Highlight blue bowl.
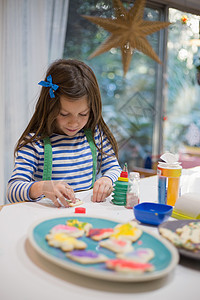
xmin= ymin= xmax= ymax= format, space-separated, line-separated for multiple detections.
xmin=134 ymin=202 xmax=173 ymax=226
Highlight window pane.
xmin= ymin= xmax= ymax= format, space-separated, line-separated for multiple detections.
xmin=64 ymin=0 xmax=163 ymax=170
xmin=164 ymin=8 xmax=200 ymax=168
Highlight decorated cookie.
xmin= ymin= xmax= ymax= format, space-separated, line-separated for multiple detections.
xmin=159 ymin=228 xmax=182 ymax=247
xmin=66 ymin=219 xmax=92 ymax=234
xmin=112 ymin=221 xmax=142 ymax=242
xmin=117 ymin=248 xmax=155 ymax=262
xmin=66 ymin=249 xmax=108 ymax=264
xmin=49 ymin=224 xmax=84 ymax=238
xmin=189 ymin=222 xmax=200 ymax=230
xmin=176 ymin=222 xmax=200 ymax=245
xmin=67 ymin=198 xmax=83 ymax=207
xmin=46 ymin=232 xmax=87 ymax=251
xmin=99 ymin=237 xmax=134 ymax=253
xmin=106 ymin=258 xmax=154 ymax=273
xmin=159 ymin=226 xmax=200 ymax=252
xmin=87 ymin=228 xmax=114 ymax=241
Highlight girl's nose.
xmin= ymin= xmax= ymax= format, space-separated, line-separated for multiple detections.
xmin=68 ymin=116 xmax=78 ymax=126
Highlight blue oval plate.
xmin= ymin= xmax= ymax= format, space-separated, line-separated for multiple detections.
xmin=28 ymin=214 xmax=179 ymax=282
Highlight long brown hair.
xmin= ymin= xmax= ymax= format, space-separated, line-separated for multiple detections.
xmin=15 ymin=59 xmax=118 ymax=159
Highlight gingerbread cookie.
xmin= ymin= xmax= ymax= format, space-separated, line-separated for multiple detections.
xmin=117 ymin=248 xmax=155 ymax=262
xmin=46 ymin=232 xmax=87 ymax=251
xmin=87 ymin=228 xmax=114 ymax=241
xmin=112 ymin=221 xmax=142 ymax=242
xmin=67 ymin=198 xmax=83 ymax=207
xmin=99 ymin=237 xmax=134 ymax=253
xmin=66 ymin=219 xmax=92 ymax=234
xmin=66 ymin=249 xmax=108 ymax=264
xmin=49 ymin=224 xmax=84 ymax=238
xmin=106 ymin=258 xmax=154 ymax=273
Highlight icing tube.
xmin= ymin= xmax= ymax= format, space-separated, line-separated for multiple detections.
xmin=174 ymin=193 xmax=200 ymax=218
xmin=157 ymin=153 xmax=182 ymax=206
xmin=158 ymin=176 xmax=166 ymax=204
xmin=167 ymin=177 xmax=180 ymax=206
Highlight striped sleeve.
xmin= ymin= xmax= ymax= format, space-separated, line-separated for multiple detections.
xmin=95 ymin=127 xmax=121 ymax=183
xmin=7 ymin=128 xmax=122 ymax=203
xmin=6 ymin=142 xmax=40 ymax=203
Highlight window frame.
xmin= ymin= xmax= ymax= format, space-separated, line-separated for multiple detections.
xmin=64 ymin=1 xmax=171 ymax=165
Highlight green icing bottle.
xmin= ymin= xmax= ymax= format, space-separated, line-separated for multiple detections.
xmin=112 ymin=163 xmax=129 ymax=206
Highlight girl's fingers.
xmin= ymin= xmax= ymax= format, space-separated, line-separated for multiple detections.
xmin=43 ymin=181 xmax=75 ymax=207
xmin=100 ymin=185 xmax=111 ymax=201
xmin=52 ymin=196 xmax=62 ymax=208
xmin=92 ymin=184 xmax=100 ymax=202
xmin=106 ymin=185 xmax=113 ymax=197
xmin=62 ymin=185 xmax=75 ymax=201
xmin=99 ymin=186 xmax=107 ymax=202
xmin=56 ymin=191 xmax=70 ymax=208
xmin=66 ymin=188 xmax=75 ymax=201
xmin=93 ymin=177 xmax=113 ymax=202
xmin=93 ymin=184 xmax=107 ymax=202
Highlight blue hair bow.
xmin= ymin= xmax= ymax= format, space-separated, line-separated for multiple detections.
xmin=38 ymin=75 xmax=59 ymax=98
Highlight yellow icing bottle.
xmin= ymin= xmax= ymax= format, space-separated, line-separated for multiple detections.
xmin=157 ymin=162 xmax=182 ymax=206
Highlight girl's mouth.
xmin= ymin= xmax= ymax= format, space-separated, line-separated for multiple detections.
xmin=66 ymin=128 xmax=78 ymax=132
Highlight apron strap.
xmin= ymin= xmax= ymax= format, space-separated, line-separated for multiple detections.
xmin=42 ymin=129 xmax=97 ymax=187
xmin=84 ymin=129 xmax=97 ymax=188
xmin=42 ymin=136 xmax=52 ymax=181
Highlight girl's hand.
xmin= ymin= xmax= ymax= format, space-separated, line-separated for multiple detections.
xmin=42 ymin=181 xmax=75 ymax=207
xmin=30 ymin=180 xmax=75 ymax=208
xmin=92 ymin=177 xmax=113 ymax=202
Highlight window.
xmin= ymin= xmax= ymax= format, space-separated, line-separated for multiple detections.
xmin=64 ymin=0 xmax=168 ymax=169
xmin=164 ymin=8 xmax=200 ymax=168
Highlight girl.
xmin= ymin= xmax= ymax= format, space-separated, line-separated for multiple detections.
xmin=7 ymin=59 xmax=121 ymax=207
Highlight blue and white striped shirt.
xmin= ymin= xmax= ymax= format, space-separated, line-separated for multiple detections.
xmin=7 ymin=126 xmax=121 ymax=203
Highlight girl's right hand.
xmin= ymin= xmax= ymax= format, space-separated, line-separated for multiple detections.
xmin=43 ymin=181 xmax=76 ymax=207
xmin=30 ymin=180 xmax=75 ymax=207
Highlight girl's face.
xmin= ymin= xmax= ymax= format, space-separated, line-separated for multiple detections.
xmin=56 ymin=95 xmax=90 ymax=136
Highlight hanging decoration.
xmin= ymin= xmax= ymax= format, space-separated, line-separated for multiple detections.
xmin=181 ymin=15 xmax=188 ymax=25
xmin=82 ymin=0 xmax=171 ymax=76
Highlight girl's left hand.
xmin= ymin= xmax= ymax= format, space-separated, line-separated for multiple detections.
xmin=92 ymin=177 xmax=113 ymax=202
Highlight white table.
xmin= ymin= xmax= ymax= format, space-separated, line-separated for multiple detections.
xmin=0 ymin=176 xmax=200 ymax=300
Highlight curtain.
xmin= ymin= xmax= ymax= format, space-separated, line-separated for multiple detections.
xmin=0 ymin=0 xmax=69 ymax=205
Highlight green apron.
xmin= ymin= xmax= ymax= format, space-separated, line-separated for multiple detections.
xmin=42 ymin=129 xmax=97 ymax=188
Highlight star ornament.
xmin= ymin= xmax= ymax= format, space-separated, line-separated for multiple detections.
xmin=82 ymin=0 xmax=171 ymax=76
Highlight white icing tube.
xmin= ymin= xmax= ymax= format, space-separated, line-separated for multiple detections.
xmin=174 ymin=193 xmax=200 ymax=218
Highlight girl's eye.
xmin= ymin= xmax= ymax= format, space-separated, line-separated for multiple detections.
xmin=59 ymin=112 xmax=89 ymax=117
xmin=60 ymin=113 xmax=68 ymax=117
xmin=79 ymin=113 xmax=88 ymax=117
